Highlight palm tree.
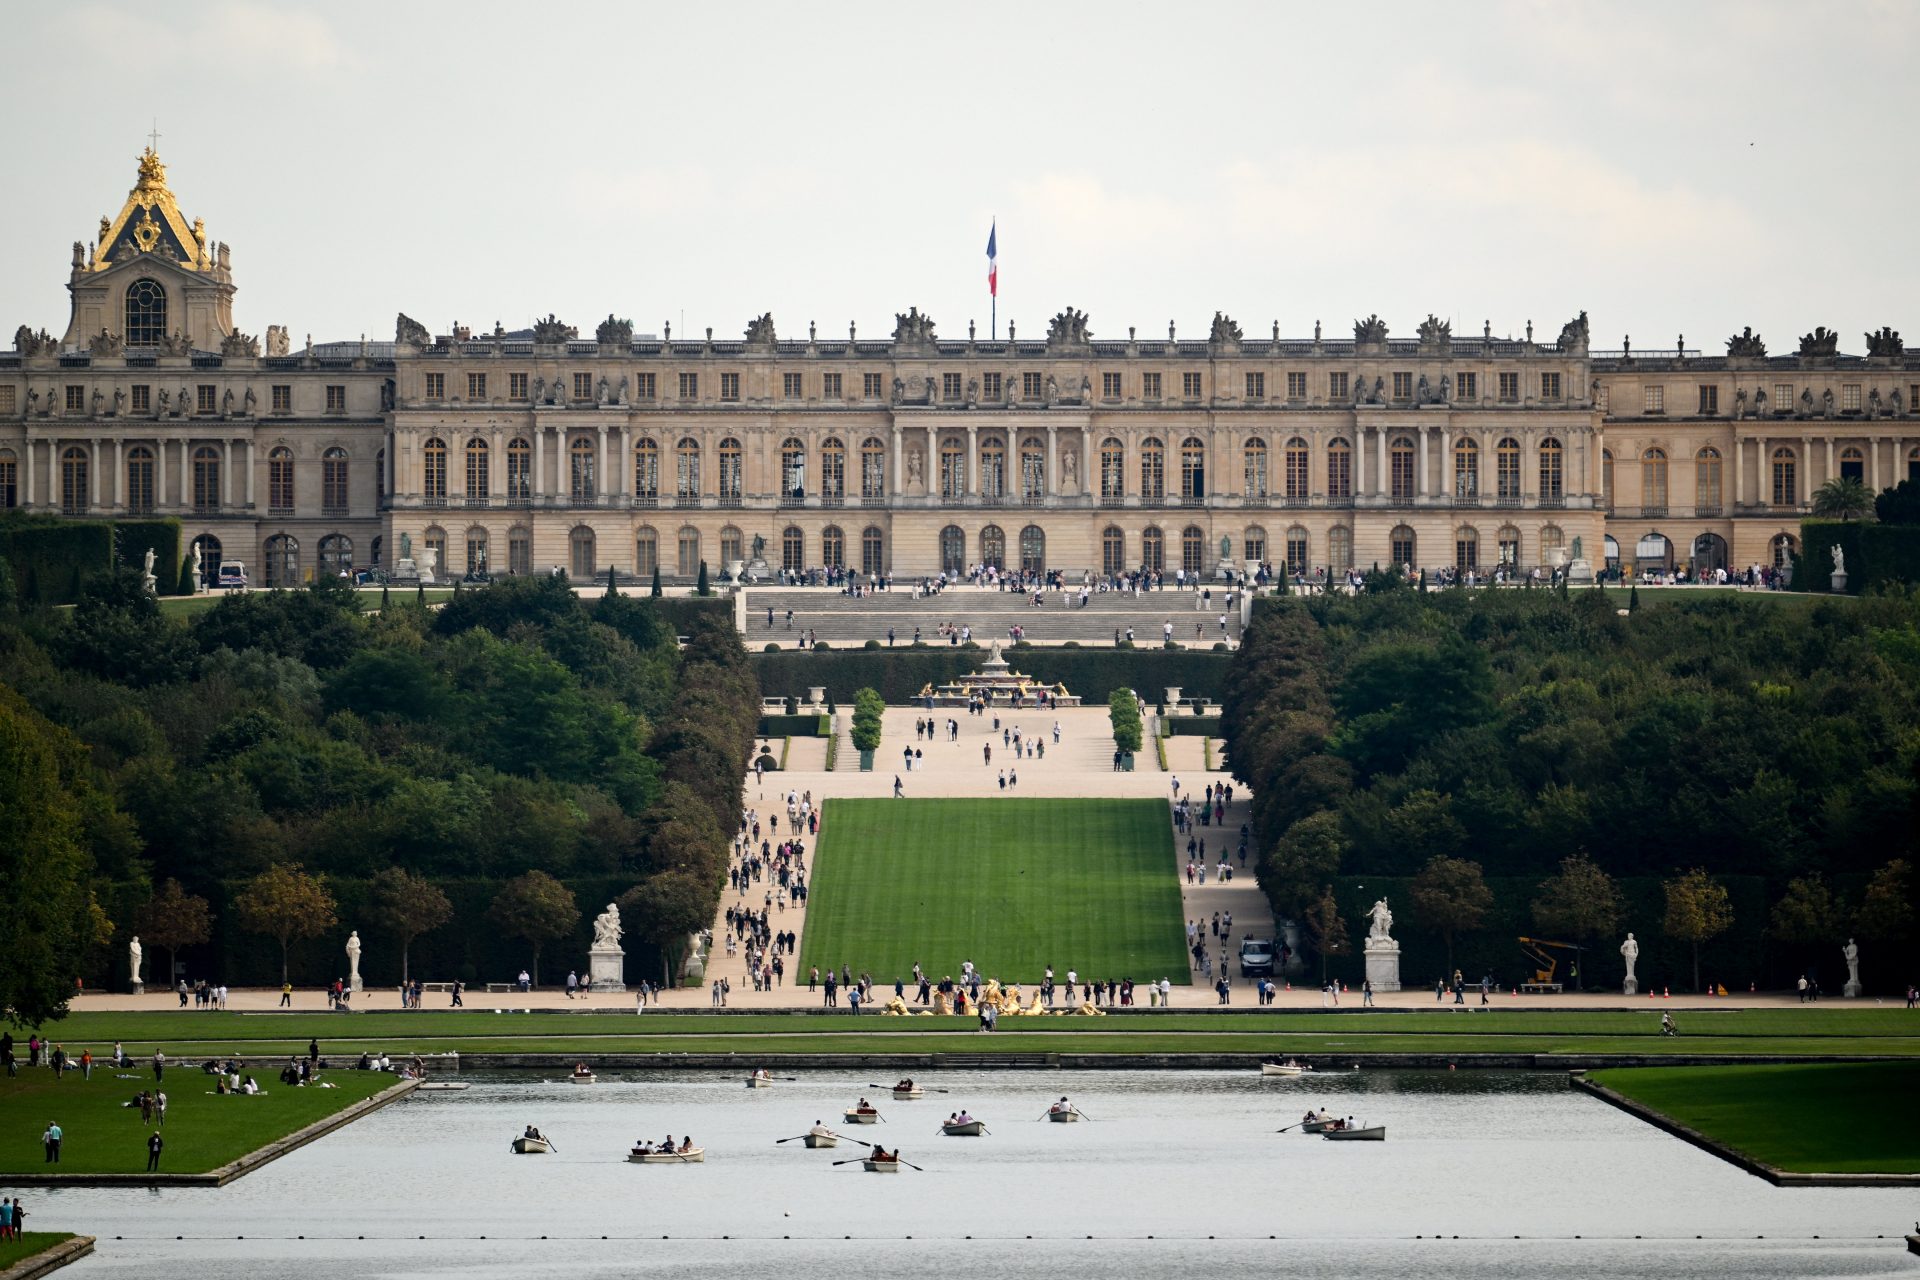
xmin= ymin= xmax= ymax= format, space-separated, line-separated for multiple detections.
xmin=1812 ymin=475 xmax=1873 ymax=522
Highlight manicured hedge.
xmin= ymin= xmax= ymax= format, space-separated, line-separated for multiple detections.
xmin=758 ymin=713 xmax=831 ymax=737
xmin=1164 ymin=715 xmax=1222 ymax=737
xmin=1800 ymin=519 xmax=1920 ymax=593
xmin=113 ymin=519 xmax=185 ymax=595
xmin=656 ymin=596 xmax=731 ymax=633
xmin=0 ymin=516 xmax=114 ymax=605
xmin=751 ymin=648 xmax=1233 ymax=707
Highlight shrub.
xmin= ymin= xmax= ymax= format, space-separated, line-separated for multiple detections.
xmin=864 ymin=639 xmax=882 ymax=650
xmin=1108 ymin=688 xmax=1143 ymax=754
xmin=850 ymin=685 xmax=885 ymax=752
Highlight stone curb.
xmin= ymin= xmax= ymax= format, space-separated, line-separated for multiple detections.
xmin=444 ymin=1051 xmax=1910 ymax=1072
xmin=0 ymin=1237 xmax=95 ymax=1280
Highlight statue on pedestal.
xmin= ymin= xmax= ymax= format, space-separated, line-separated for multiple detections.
xmin=589 ymin=902 xmax=626 ymax=991
xmin=1842 ymin=938 xmax=1861 ymax=997
xmin=346 ymin=930 xmax=363 ymax=993
xmin=1366 ymin=898 xmax=1395 ymax=943
xmin=129 ymin=935 xmax=144 ymax=992
xmin=593 ymin=902 xmax=623 ymax=950
xmin=1362 ymin=897 xmax=1401 ymax=992
xmin=1620 ymin=933 xmax=1639 ymax=995
xmin=141 ymin=548 xmax=158 ymax=595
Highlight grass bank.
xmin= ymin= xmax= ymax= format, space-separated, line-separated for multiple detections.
xmin=0 ymin=1234 xmax=80 ymax=1272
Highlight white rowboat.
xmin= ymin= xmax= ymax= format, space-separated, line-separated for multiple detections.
xmin=803 ymin=1133 xmax=839 ymax=1149
xmin=843 ymin=1109 xmax=880 ymax=1124
xmin=1047 ymin=1108 xmax=1081 ymax=1123
xmin=746 ymin=1075 xmax=775 ymax=1089
xmin=629 ymin=1147 xmax=706 ymax=1163
xmin=862 ymin=1158 xmax=901 ymax=1172
xmin=1261 ymin=1061 xmax=1308 ymax=1077
xmin=941 ymin=1121 xmax=985 ymax=1136
xmin=510 ymin=1137 xmax=550 ymax=1154
xmin=1322 ymin=1126 xmax=1385 ymax=1142
xmin=569 ymin=1072 xmax=596 ymax=1085
xmin=891 ymin=1087 xmax=924 ymax=1099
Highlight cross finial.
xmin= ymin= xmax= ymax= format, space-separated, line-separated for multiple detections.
xmin=147 ymin=120 xmax=162 ymax=152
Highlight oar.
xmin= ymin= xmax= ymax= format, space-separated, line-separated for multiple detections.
xmin=830 ymin=1156 xmax=867 ymax=1166
xmin=896 ymin=1157 xmax=926 ymax=1171
xmin=1070 ymin=1108 xmax=1096 ymax=1121
xmin=775 ymin=1133 xmax=813 ymax=1144
xmin=1274 ymin=1122 xmax=1304 ymax=1134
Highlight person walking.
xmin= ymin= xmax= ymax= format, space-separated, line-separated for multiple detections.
xmin=146 ymin=1129 xmax=164 ymax=1172
xmin=42 ymin=1121 xmax=62 ymax=1163
xmin=152 ymin=1049 xmax=165 ymax=1081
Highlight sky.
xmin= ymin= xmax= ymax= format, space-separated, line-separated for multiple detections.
xmin=4 ymin=1 xmax=1917 ymax=353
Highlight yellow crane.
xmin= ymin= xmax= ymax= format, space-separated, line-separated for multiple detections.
xmin=1516 ymin=937 xmax=1585 ymax=992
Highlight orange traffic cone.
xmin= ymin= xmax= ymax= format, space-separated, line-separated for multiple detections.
xmin=1663 ymin=986 xmax=1670 ymax=998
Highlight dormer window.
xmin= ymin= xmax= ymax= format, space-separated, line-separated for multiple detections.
xmin=126 ymin=279 xmax=167 ymax=346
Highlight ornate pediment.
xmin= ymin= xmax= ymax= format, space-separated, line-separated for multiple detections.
xmin=395 ymin=312 xmax=431 ymax=346
xmin=1797 ymin=326 xmax=1839 ymax=358
xmin=892 ymin=307 xmax=936 ymax=347
xmin=1865 ymin=326 xmax=1904 ymax=358
xmin=1725 ymin=327 xmax=1767 ymax=358
xmin=532 ymin=314 xmax=577 ymax=345
xmin=1353 ymin=314 xmax=1388 ymax=345
xmin=598 ymin=314 xmax=635 ymax=346
xmin=743 ymin=312 xmax=776 ymax=347
xmin=92 ymin=148 xmax=208 ymax=275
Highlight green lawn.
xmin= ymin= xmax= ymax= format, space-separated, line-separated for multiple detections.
xmin=0 ymin=1063 xmax=394 ymax=1176
xmin=0 ymin=1235 xmax=79 ymax=1270
xmin=1590 ymin=1062 xmax=1920 ymax=1174
xmin=798 ymin=797 xmax=1188 ymax=986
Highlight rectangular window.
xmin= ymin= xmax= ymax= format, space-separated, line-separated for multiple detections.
xmin=1102 ymin=372 xmax=1122 ymax=400
xmin=1327 ymin=446 xmax=1351 ymax=499
xmin=197 ymin=384 xmax=217 ymax=415
xmin=1456 ymin=372 xmax=1477 ymax=401
xmin=0 ymin=387 xmax=12 ymax=415
xmin=509 ymin=372 xmax=529 ymax=400
xmin=65 ymin=385 xmax=85 ymax=412
xmin=1498 ymin=372 xmax=1519 ymax=401
xmin=326 ymin=384 xmax=346 ymax=412
xmin=1392 ymin=371 xmax=1413 ymax=400
xmin=131 ymin=385 xmax=150 ymax=413
xmin=573 ymin=372 xmax=593 ymax=401
xmin=634 ymin=372 xmax=655 ymax=400
xmin=1643 ymin=385 xmax=1664 ymax=415
xmin=1328 ymin=371 xmax=1348 ymax=400
xmin=1182 ymin=371 xmax=1202 ymax=400
xmin=1286 ymin=371 xmax=1307 ymax=400
xmin=822 ymin=372 xmax=841 ymax=398
xmin=863 ymin=372 xmax=883 ymax=399
xmin=679 ymin=372 xmax=699 ymax=399
xmin=1842 ymin=383 xmax=1861 ymax=412
xmin=1698 ymin=384 xmax=1718 ymax=415
xmin=271 ymin=384 xmax=291 ymax=412
xmin=942 ymin=372 xmax=962 ymax=402
xmin=0 ymin=450 xmax=14 ymax=508
xmin=982 ymin=372 xmax=1001 ymax=401
xmin=425 ymin=373 xmax=446 ymax=400
xmin=1142 ymin=372 xmax=1163 ymax=400
xmin=1022 ymin=372 xmax=1043 ymax=400
xmin=784 ymin=372 xmax=804 ymax=399
xmin=720 ymin=372 xmax=740 ymax=401
xmin=1244 ymin=372 xmax=1265 ymax=399
xmin=1541 ymin=372 xmax=1561 ymax=400
xmin=467 ymin=372 xmax=487 ymax=400
xmin=1775 ymin=384 xmax=1792 ymax=413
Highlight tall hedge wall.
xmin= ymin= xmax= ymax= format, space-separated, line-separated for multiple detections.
xmin=112 ymin=519 xmax=185 ymax=595
xmin=751 ymin=647 xmax=1234 ymax=706
xmin=0 ymin=517 xmax=114 ymax=605
xmin=655 ymin=596 xmax=731 ymax=633
xmin=1800 ymin=519 xmax=1920 ymax=593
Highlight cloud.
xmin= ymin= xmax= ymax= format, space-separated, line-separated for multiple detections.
xmin=71 ymin=1 xmax=353 ymax=76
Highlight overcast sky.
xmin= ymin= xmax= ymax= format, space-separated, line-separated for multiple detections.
xmin=5 ymin=1 xmax=1916 ymax=353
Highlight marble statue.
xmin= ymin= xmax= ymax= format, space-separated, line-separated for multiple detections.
xmin=243 ymin=385 xmax=257 ymax=414
xmin=593 ymin=902 xmax=623 ymax=950
xmin=112 ymin=387 xmax=126 ymax=416
xmin=141 ymin=548 xmax=158 ymax=595
xmin=345 ymin=930 xmax=362 ymax=993
xmin=1367 ymin=898 xmax=1395 ymax=942
xmin=400 ymin=531 xmax=412 ymax=561
xmin=589 ymin=902 xmax=627 ymax=991
xmin=1045 ymin=374 xmax=1059 ymax=402
xmin=1831 ymin=545 xmax=1845 ymax=576
xmin=1842 ymin=938 xmax=1860 ymax=997
xmin=129 ymin=935 xmax=144 ymax=990
xmin=192 ymin=542 xmax=203 ymax=583
xmin=906 ymin=448 xmax=923 ymax=486
xmin=1620 ymin=932 xmax=1639 ymax=995
xmin=1061 ymin=448 xmax=1077 ymax=486
xmin=1363 ymin=896 xmax=1401 ymax=992
xmin=1219 ymin=535 xmax=1231 ymax=562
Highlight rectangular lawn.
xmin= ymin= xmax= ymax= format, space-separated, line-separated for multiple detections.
xmin=797 ymin=797 xmax=1189 ymax=986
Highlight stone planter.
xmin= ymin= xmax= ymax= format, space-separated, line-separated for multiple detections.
xmin=858 ymin=749 xmax=875 ymax=771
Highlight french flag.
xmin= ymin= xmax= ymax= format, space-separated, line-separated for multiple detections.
xmin=986 ymin=221 xmax=997 ymax=297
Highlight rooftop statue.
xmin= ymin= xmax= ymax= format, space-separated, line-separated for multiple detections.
xmin=1208 ymin=311 xmax=1242 ymax=344
xmin=1865 ymin=326 xmax=1904 ymax=358
xmin=395 ymin=313 xmax=430 ymax=346
xmin=1797 ymin=326 xmax=1840 ymax=358
xmin=1725 ymin=327 xmax=1767 ymax=358
xmin=892 ymin=307 xmax=936 ymax=346
xmin=1047 ymin=307 xmax=1091 ymax=346
xmin=1353 ymin=314 xmax=1388 ymax=344
xmin=597 ymin=314 xmax=634 ymax=345
xmin=532 ymin=314 xmax=577 ymax=345
xmin=1556 ymin=310 xmax=1590 ymax=351
xmin=743 ymin=312 xmax=776 ymax=346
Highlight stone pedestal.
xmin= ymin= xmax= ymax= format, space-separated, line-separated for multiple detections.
xmin=131 ymin=982 xmax=144 ymax=996
xmin=588 ymin=947 xmax=626 ymax=992
xmin=1831 ymin=571 xmax=1848 ymax=594
xmin=1566 ymin=559 xmax=1595 ymax=584
xmin=1843 ymin=976 xmax=1861 ymax=998
xmin=1622 ymin=976 xmax=1638 ymax=996
xmin=1363 ymin=940 xmax=1402 ymax=992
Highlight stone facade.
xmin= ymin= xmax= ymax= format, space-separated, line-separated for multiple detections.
xmin=4 ymin=153 xmax=1919 ymax=585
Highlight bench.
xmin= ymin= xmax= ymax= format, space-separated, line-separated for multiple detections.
xmin=1519 ymin=982 xmax=1563 ymax=994
xmin=484 ymin=982 xmax=521 ymax=993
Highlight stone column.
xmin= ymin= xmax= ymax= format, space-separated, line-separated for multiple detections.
xmin=1417 ymin=428 xmax=1429 ymax=499
xmin=1046 ymin=424 xmax=1058 ymax=502
xmin=1353 ymin=427 xmax=1365 ymax=498
xmin=221 ymin=440 xmax=233 ymax=508
xmin=1872 ymin=436 xmax=1882 ymax=492
xmin=967 ymin=425 xmax=979 ymax=499
xmin=1082 ymin=425 xmax=1093 ymax=498
xmin=616 ymin=425 xmax=628 ymax=500
xmin=599 ymin=425 xmax=610 ymax=500
xmin=1440 ymin=428 xmax=1453 ymax=500
xmin=1734 ymin=437 xmax=1744 ymax=506
xmin=533 ymin=426 xmax=545 ymax=500
xmin=21 ymin=440 xmax=32 ymax=507
xmin=245 ymin=440 xmax=255 ymax=509
xmin=89 ymin=438 xmax=102 ymax=509
xmin=1801 ymin=435 xmax=1812 ymax=506
xmin=890 ymin=424 xmax=902 ymax=497
xmin=113 ymin=439 xmax=123 ymax=509
xmin=1376 ymin=429 xmax=1388 ymax=498
xmin=1825 ymin=437 xmax=1834 ymax=486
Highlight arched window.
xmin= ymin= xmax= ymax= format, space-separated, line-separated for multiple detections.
xmin=1141 ymin=438 xmax=1165 ymax=503
xmin=422 ymin=437 xmax=447 ymax=502
xmin=1244 ymin=437 xmax=1270 ymax=500
xmin=319 ymin=533 xmax=355 ymax=578
xmin=1840 ymin=446 xmax=1865 ymax=483
xmin=1100 ymin=437 xmax=1125 ymax=501
xmin=940 ymin=436 xmax=965 ymax=500
xmin=1284 ymin=526 xmax=1308 ymax=574
xmin=632 ymin=437 xmax=659 ymax=504
xmin=1019 ymin=524 xmax=1045 ymax=573
xmin=1604 ymin=534 xmax=1621 ymax=568
xmin=860 ymin=526 xmax=884 ymax=576
xmin=860 ymin=437 xmax=885 ymax=499
xmin=1641 ymin=447 xmax=1668 ymax=511
xmin=1283 ymin=437 xmax=1308 ymax=501
xmin=1020 ymin=437 xmax=1045 ymax=503
xmin=782 ymin=525 xmax=805 ymax=571
xmin=1180 ymin=437 xmax=1206 ymax=499
xmin=781 ymin=437 xmax=808 ymax=502
xmin=465 ymin=437 xmax=489 ymax=500
xmin=821 ymin=437 xmax=846 ymax=502
xmin=423 ymin=526 xmax=446 ymax=577
xmin=980 ymin=524 xmax=1006 ymax=569
xmin=192 ymin=445 xmax=220 ymax=512
xmin=1637 ymin=531 xmax=1673 ymax=572
xmin=569 ymin=436 xmax=596 ymax=504
xmin=635 ymin=526 xmax=658 ymax=577
xmin=1390 ymin=524 xmax=1416 ymax=568
xmin=1181 ymin=525 xmax=1205 ymax=575
xmin=0 ymin=449 xmax=17 ymax=510
xmin=1327 ymin=438 xmax=1352 ymax=500
xmin=1770 ymin=532 xmax=1797 ymax=570
xmin=323 ymin=447 xmax=349 ymax=512
xmin=463 ymin=527 xmax=487 ymax=575
xmin=1102 ymin=525 xmax=1126 ymax=576
xmin=939 ymin=524 xmax=965 ymax=573
xmin=1244 ymin=525 xmax=1267 ymax=564
xmin=1390 ymin=436 xmax=1415 ymax=501
xmin=569 ymin=525 xmax=596 ymax=579
xmin=676 ymin=526 xmax=700 ymax=577
xmin=1455 ymin=526 xmax=1480 ymax=572
xmin=1497 ymin=524 xmax=1521 ymax=567
xmin=268 ymin=445 xmax=294 ymax=512
xmin=821 ymin=525 xmax=844 ymax=569
xmin=1540 ymin=525 xmax=1566 ymax=564
xmin=190 ymin=534 xmax=222 ymax=586
xmin=677 ymin=437 xmax=702 ymax=501
xmin=1538 ymin=437 xmax=1563 ymax=503
xmin=1771 ymin=447 xmax=1797 ymax=506
xmin=1453 ymin=437 xmax=1480 ymax=499
xmin=1142 ymin=526 xmax=1165 ymax=572
xmin=1328 ymin=525 xmax=1353 ymax=572
xmin=1496 ymin=437 xmax=1522 ymax=502
xmin=505 ymin=437 xmax=532 ymax=503
xmin=125 ymin=279 xmax=167 ymax=346
xmin=1601 ymin=450 xmax=1614 ymax=511
xmin=264 ymin=533 xmax=300 ymax=587
xmin=717 ymin=437 xmax=741 ymax=503
xmin=720 ymin=526 xmax=743 ymax=567
xmin=1693 ymin=532 xmax=1729 ymax=574
xmin=508 ymin=525 xmax=531 ymax=576
xmin=980 ymin=436 xmax=1006 ymax=500
xmin=126 ymin=445 xmax=154 ymax=514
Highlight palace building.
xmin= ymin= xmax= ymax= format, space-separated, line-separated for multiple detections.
xmin=5 ymin=149 xmax=1919 ymax=586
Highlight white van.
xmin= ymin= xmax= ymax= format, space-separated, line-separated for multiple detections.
xmin=216 ymin=561 xmax=249 ymax=590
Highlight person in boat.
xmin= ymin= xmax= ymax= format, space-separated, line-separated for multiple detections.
xmin=752 ymin=1068 xmax=772 ymax=1080
xmin=956 ymin=1110 xmax=973 ymax=1125
xmin=1051 ymin=1096 xmax=1072 ymax=1113
xmin=678 ymin=1136 xmax=695 ymax=1153
xmin=947 ymin=1112 xmax=959 ymax=1125
xmin=895 ymin=1078 xmax=915 ymax=1091
xmin=855 ymin=1097 xmax=875 ymax=1112
xmin=573 ymin=1062 xmax=591 ymax=1076
xmin=809 ymin=1120 xmax=834 ymax=1139
xmin=872 ymin=1146 xmax=898 ymax=1163
xmin=524 ymin=1125 xmax=547 ymax=1143
xmin=633 ymin=1139 xmax=654 ymax=1155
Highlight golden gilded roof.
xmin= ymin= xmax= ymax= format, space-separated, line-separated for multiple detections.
xmin=94 ymin=147 xmax=206 ymax=272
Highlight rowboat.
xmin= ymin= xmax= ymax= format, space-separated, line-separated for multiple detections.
xmin=629 ymin=1147 xmax=706 ymax=1163
xmin=803 ymin=1132 xmax=839 ymax=1148
xmin=940 ymin=1120 xmax=985 ymax=1136
xmin=568 ymin=1071 xmax=596 ymax=1085
xmin=862 ymin=1158 xmax=901 ymax=1172
xmin=843 ymin=1109 xmax=880 ymax=1124
xmin=1322 ymin=1125 xmax=1385 ymax=1142
xmin=1047 ymin=1108 xmax=1081 ymax=1123
xmin=746 ymin=1074 xmax=775 ymax=1089
xmin=510 ymin=1136 xmax=550 ymax=1154
xmin=1261 ymin=1060 xmax=1309 ymax=1077
xmin=1297 ymin=1111 xmax=1341 ymax=1134
xmin=891 ymin=1086 xmax=924 ymax=1099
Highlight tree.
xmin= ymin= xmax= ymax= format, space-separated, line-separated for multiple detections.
xmin=1663 ymin=867 xmax=1733 ymax=993
xmin=487 ymin=869 xmax=579 ymax=986
xmin=1107 ymin=689 xmax=1143 ymax=754
xmin=1812 ymin=475 xmax=1874 ymax=522
xmin=1301 ymin=885 xmax=1349 ymax=984
xmin=134 ymin=878 xmax=212 ymax=988
xmin=1855 ymin=859 xmax=1913 ymax=947
xmin=1261 ymin=811 xmax=1348 ymax=916
xmin=1874 ymin=478 xmax=1920 ymax=525
xmin=850 ymin=687 xmax=885 ymax=753
xmin=1530 ymin=853 xmax=1624 ymax=960
xmin=0 ymin=694 xmax=97 ymax=1024
xmin=366 ymin=867 xmax=452 ymax=984
xmin=695 ymin=561 xmax=710 ymax=597
xmin=621 ymin=869 xmax=719 ymax=984
xmin=650 ymin=564 xmax=663 ymax=598
xmin=176 ymin=556 xmax=198 ymax=596
xmin=605 ymin=565 xmax=618 ymax=596
xmin=1410 ymin=855 xmax=1493 ymax=977
xmin=233 ymin=863 xmax=338 ymax=985
xmin=1769 ymin=872 xmax=1843 ymax=950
